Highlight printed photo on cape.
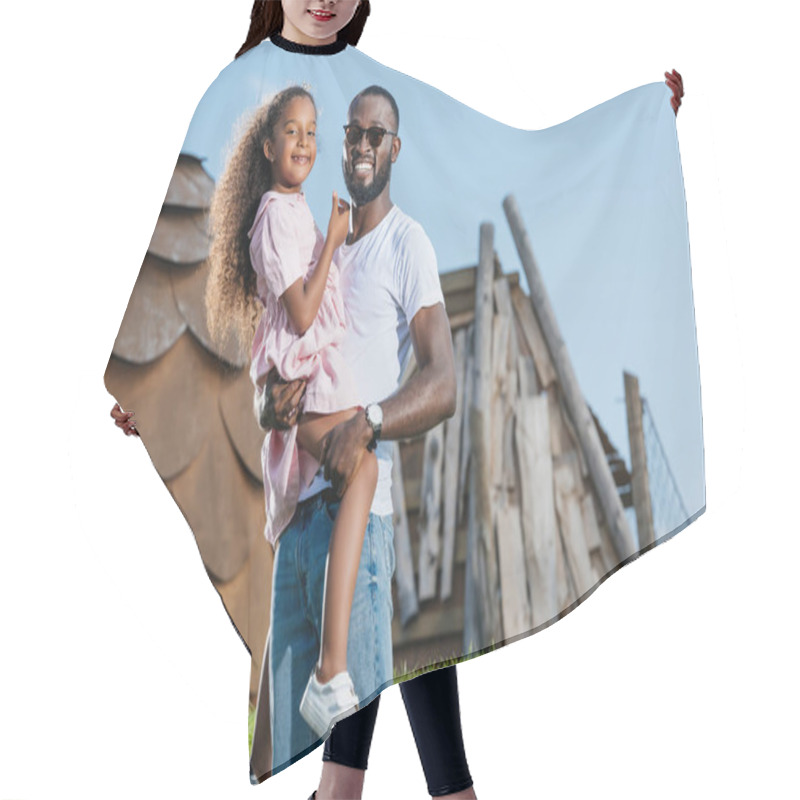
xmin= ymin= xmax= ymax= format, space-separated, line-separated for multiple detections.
xmin=104 ymin=35 xmax=704 ymax=782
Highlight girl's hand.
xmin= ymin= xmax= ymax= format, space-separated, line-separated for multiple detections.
xmin=110 ymin=402 xmax=139 ymax=436
xmin=326 ymin=191 xmax=351 ymax=250
xmin=665 ymin=69 xmax=684 ymax=116
xmin=258 ymin=368 xmax=307 ymax=431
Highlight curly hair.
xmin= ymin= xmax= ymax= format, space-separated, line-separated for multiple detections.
xmin=204 ymin=85 xmax=316 ymax=357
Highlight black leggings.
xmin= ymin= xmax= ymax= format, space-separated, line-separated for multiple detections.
xmin=323 ymin=664 xmax=473 ymax=797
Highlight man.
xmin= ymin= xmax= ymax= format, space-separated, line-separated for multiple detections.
xmin=250 ymin=85 xmax=457 ymax=778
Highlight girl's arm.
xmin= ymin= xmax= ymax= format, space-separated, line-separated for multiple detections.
xmin=281 ymin=192 xmax=350 ymax=336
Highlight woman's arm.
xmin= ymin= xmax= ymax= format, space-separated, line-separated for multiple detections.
xmin=110 ymin=402 xmax=139 ymax=436
xmin=666 ymin=69 xmax=684 ymax=115
xmin=281 ymin=193 xmax=350 ymax=336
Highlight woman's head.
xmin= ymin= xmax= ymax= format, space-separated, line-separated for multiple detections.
xmin=237 ymin=1 xmax=371 ymax=58
xmin=205 ymin=86 xmax=316 ymax=355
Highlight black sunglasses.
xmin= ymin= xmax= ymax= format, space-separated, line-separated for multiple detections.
xmin=343 ymin=124 xmax=398 ymax=148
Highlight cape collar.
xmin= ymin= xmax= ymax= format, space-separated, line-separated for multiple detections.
xmin=270 ymin=32 xmax=347 ymax=55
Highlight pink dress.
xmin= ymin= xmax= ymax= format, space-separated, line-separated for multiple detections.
xmin=248 ymin=190 xmax=360 ymax=546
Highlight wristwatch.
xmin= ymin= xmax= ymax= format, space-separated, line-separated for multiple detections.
xmin=365 ymin=403 xmax=383 ymax=452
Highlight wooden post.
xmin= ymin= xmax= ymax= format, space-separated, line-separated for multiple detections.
xmin=503 ymin=194 xmax=635 ymax=561
xmin=465 ymin=223 xmax=500 ymax=652
xmin=493 ymin=294 xmax=532 ymax=639
xmin=515 ymin=387 xmax=559 ymax=628
xmin=441 ymin=327 xmax=467 ymax=601
xmin=624 ymin=371 xmax=655 ymax=549
xmin=457 ymin=325 xmax=474 ymax=525
xmin=553 ymin=451 xmax=599 ymax=597
xmin=417 ymin=423 xmax=445 ymax=601
xmin=391 ymin=443 xmax=419 ymax=626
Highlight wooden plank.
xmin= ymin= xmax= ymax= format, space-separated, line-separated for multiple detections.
xmin=391 ymin=442 xmax=419 ymax=626
xmin=440 ymin=264 xmax=520 ymax=300
xmin=490 ymin=311 xmax=510 ymax=490
xmin=517 ymin=354 xmax=539 ymax=398
xmin=466 ymin=406 xmax=499 ymax=648
xmin=553 ymin=451 xmax=598 ymax=599
xmin=391 ymin=601 xmax=465 ymax=648
xmin=580 ymin=491 xmax=603 ymax=552
xmin=457 ymin=327 xmax=474 ymax=525
xmin=492 ymin=287 xmax=533 ymax=636
xmin=465 ymin=223 xmax=501 ymax=648
xmin=556 ymin=527 xmax=578 ymax=611
xmin=504 ymin=195 xmax=634 ymax=561
xmin=624 ymin=371 xmax=655 ymax=549
xmin=448 ymin=309 xmax=475 ymax=330
xmin=441 ymin=328 xmax=467 ymax=601
xmin=515 ymin=390 xmax=559 ymax=628
xmin=495 ymin=492 xmax=533 ymax=640
xmin=494 ymin=277 xmax=520 ymax=367
xmin=440 ymin=265 xmax=479 ymax=296
xmin=417 ymin=423 xmax=445 ymax=601
xmin=510 ymin=284 xmax=557 ymax=389
xmin=547 ymin=387 xmax=589 ymax=480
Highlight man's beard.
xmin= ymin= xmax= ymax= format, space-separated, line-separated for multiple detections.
xmin=343 ymin=155 xmax=392 ymax=206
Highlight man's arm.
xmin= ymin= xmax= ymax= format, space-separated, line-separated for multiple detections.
xmin=380 ymin=302 xmax=457 ymax=440
xmin=320 ymin=302 xmax=457 ymax=494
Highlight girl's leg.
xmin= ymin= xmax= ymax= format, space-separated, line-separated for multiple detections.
xmin=400 ymin=665 xmax=476 ymax=799
xmin=317 ymin=449 xmax=378 ymax=682
xmin=296 ymin=410 xmax=379 ymax=683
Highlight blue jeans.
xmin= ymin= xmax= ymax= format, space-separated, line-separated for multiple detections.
xmin=268 ymin=489 xmax=396 ymax=774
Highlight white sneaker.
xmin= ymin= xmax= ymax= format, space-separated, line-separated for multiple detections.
xmin=299 ymin=669 xmax=360 ymax=737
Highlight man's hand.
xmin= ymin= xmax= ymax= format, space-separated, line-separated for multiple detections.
xmin=257 ymin=367 xmax=307 ymax=431
xmin=665 ymin=69 xmax=684 ymax=116
xmin=320 ymin=410 xmax=373 ymax=497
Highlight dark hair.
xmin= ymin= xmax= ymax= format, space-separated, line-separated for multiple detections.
xmin=348 ymin=85 xmax=400 ymax=131
xmin=236 ymin=1 xmax=371 ymax=59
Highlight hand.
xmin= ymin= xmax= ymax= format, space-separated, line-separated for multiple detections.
xmin=110 ymin=402 xmax=139 ymax=436
xmin=319 ymin=411 xmax=373 ymax=497
xmin=326 ymin=191 xmax=351 ymax=250
xmin=665 ymin=69 xmax=684 ymax=116
xmin=258 ymin=367 xmax=306 ymax=431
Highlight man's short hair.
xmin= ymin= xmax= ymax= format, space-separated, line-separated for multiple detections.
xmin=349 ymin=85 xmax=400 ymax=132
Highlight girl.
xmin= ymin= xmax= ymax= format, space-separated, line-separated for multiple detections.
xmin=203 ymin=80 xmax=380 ymax=739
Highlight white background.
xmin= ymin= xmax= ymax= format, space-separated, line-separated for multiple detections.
xmin=1 ymin=1 xmax=797 ymax=798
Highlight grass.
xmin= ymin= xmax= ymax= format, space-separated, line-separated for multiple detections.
xmin=393 ymin=638 xmax=498 ymax=682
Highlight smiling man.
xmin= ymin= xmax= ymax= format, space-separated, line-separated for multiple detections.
xmin=250 ymin=84 xmax=457 ymax=776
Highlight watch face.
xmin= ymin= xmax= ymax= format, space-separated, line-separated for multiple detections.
xmin=368 ymin=403 xmax=383 ymax=427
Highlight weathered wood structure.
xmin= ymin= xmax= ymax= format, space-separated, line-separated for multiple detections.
xmin=390 ymin=197 xmax=649 ymax=672
xmin=105 ymin=155 xmax=657 ymax=705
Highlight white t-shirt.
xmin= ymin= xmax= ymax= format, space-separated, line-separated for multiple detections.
xmin=298 ymin=203 xmax=445 ymax=514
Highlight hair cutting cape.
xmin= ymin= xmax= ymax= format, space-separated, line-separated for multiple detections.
xmin=103 ymin=33 xmax=705 ymax=784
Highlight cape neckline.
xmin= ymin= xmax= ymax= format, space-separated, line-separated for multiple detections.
xmin=269 ymin=32 xmax=348 ymax=55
